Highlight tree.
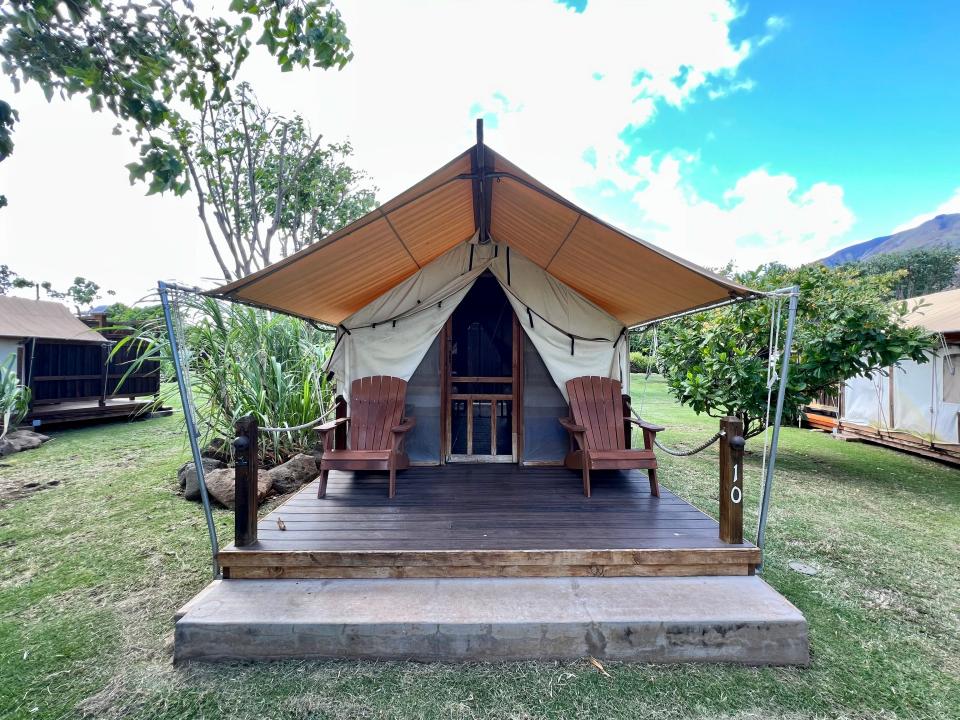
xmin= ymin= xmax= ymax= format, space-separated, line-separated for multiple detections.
xmin=172 ymin=86 xmax=377 ymax=280
xmin=653 ymin=262 xmax=934 ymax=438
xmin=0 ymin=264 xmax=39 ymax=296
xmin=0 ymin=266 xmax=113 ymax=310
xmin=848 ymin=247 xmax=960 ymax=299
xmin=0 ymin=0 xmax=352 ymax=199
xmin=43 ymin=276 xmax=115 ymax=311
xmin=0 ymin=99 xmax=16 ymax=207
xmin=104 ymin=302 xmax=164 ymax=328
xmin=0 ymin=264 xmax=16 ymax=294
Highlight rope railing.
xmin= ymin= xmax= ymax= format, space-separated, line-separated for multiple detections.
xmin=257 ymin=405 xmax=337 ymax=434
xmin=654 ymin=430 xmax=724 ymax=457
xmin=629 ymin=405 xmax=725 ymax=456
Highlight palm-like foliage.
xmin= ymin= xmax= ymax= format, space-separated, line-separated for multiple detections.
xmin=111 ymin=295 xmax=333 ymax=464
xmin=1 ymin=357 xmax=30 ymax=439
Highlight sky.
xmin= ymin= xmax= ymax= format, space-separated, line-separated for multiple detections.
xmin=1 ymin=0 xmax=959 ymax=304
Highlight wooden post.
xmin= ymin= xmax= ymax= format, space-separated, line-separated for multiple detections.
xmin=233 ymin=415 xmax=259 ymax=547
xmin=334 ymin=394 xmax=348 ymax=450
xmin=719 ymin=416 xmax=745 ymax=544
xmin=98 ymin=344 xmax=109 ymax=407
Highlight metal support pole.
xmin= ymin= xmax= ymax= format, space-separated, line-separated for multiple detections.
xmin=158 ymin=281 xmax=220 ymax=578
xmin=756 ymin=286 xmax=799 ymax=570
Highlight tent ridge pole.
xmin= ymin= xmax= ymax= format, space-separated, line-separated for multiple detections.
xmin=475 ymin=118 xmax=490 ymax=245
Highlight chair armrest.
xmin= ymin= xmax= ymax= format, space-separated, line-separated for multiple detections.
xmin=391 ymin=417 xmax=416 ymax=433
xmin=627 ymin=417 xmax=665 ymax=433
xmin=559 ymin=417 xmax=586 ymax=434
xmin=315 ymin=417 xmax=350 ymax=434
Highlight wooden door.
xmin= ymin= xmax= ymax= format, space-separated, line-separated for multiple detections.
xmin=442 ymin=273 xmax=523 ymax=463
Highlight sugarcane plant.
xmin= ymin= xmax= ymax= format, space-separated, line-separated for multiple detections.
xmin=109 ymin=294 xmax=334 ymax=465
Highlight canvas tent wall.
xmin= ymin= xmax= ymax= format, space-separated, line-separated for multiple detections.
xmin=324 ymin=240 xmax=629 ymax=401
xmin=209 ymin=128 xmax=757 ymax=462
xmin=840 ymin=287 xmax=960 ymax=456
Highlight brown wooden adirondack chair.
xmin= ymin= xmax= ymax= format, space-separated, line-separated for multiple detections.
xmin=559 ymin=375 xmax=665 ymax=498
xmin=315 ymin=376 xmax=416 ymax=499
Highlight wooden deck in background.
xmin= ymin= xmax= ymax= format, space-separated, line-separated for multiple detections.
xmin=24 ymin=398 xmax=166 ymax=428
xmin=218 ymin=466 xmax=760 ymax=579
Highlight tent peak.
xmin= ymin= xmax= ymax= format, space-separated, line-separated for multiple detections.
xmin=208 ymin=128 xmax=757 ymax=327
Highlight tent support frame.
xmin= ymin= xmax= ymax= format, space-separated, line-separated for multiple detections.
xmin=756 ymin=285 xmax=799 ymax=570
xmin=159 ymin=280 xmax=221 ymax=579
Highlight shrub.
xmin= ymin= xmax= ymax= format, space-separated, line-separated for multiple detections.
xmin=629 ymin=351 xmax=653 ymax=373
xmin=111 ymin=295 xmax=334 ymax=465
xmin=0 ymin=357 xmax=30 ymax=438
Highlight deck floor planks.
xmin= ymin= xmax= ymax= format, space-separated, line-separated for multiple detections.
xmin=219 ymin=466 xmax=759 ymax=578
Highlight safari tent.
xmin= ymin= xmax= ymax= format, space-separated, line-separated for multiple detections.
xmin=211 ymin=127 xmax=754 ymax=466
xmin=838 ymin=287 xmax=960 ymax=464
xmin=173 ymin=123 xmax=808 ymax=665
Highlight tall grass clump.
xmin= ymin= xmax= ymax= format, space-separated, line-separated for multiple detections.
xmin=111 ymin=295 xmax=334 ymax=464
xmin=0 ymin=357 xmax=31 ymax=438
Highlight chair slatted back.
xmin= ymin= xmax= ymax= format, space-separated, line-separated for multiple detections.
xmin=565 ymin=376 xmax=626 ymax=451
xmin=349 ymin=376 xmax=407 ymax=451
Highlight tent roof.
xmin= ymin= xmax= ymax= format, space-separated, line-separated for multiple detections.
xmin=210 ymin=132 xmax=755 ymax=328
xmin=903 ymin=287 xmax=960 ymax=334
xmin=0 ymin=296 xmax=107 ymax=343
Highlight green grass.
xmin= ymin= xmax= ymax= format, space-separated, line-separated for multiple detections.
xmin=0 ymin=376 xmax=957 ymax=719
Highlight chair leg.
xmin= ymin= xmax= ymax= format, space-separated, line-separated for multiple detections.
xmin=317 ymin=468 xmax=329 ymax=499
xmin=388 ymin=455 xmax=397 ymax=499
xmin=648 ymin=467 xmax=660 ymax=498
xmin=582 ymin=457 xmax=591 ymax=498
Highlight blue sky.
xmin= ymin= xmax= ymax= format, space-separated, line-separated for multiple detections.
xmin=2 ymin=0 xmax=959 ymax=301
xmin=585 ymin=0 xmax=960 ymax=252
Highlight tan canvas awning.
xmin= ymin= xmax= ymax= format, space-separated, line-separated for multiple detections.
xmin=902 ymin=287 xmax=960 ymax=335
xmin=210 ymin=132 xmax=755 ymax=327
xmin=0 ymin=296 xmax=107 ymax=343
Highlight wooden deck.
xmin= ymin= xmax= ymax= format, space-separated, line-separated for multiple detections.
xmin=24 ymin=398 xmax=168 ymax=428
xmin=219 ymin=466 xmax=760 ymax=579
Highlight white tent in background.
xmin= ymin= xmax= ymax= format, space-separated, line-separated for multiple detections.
xmin=839 ymin=287 xmax=960 ymax=463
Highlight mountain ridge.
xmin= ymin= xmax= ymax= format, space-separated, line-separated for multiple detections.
xmin=822 ymin=213 xmax=960 ymax=266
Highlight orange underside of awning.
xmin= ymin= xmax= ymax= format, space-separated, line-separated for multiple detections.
xmin=210 ymin=143 xmax=754 ymax=327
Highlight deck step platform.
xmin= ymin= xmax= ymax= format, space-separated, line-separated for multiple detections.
xmin=174 ymin=576 xmax=808 ymax=665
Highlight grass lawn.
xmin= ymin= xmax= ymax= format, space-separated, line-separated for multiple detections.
xmin=1 ymin=376 xmax=958 ymax=719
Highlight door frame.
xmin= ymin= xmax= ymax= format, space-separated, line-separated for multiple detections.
xmin=440 ymin=312 xmax=524 ymax=464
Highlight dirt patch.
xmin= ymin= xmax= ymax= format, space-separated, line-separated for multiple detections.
xmin=0 ymin=473 xmax=64 ymax=506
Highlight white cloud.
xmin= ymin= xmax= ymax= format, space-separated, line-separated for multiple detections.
xmin=242 ymin=0 xmax=766 ymax=200
xmin=759 ymin=15 xmax=788 ymax=47
xmin=891 ymin=187 xmax=960 ymax=233
xmin=707 ymin=78 xmax=756 ymax=100
xmin=1 ymin=0 xmax=787 ymax=302
xmin=626 ymin=153 xmax=855 ymax=267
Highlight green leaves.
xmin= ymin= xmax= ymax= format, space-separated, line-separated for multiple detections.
xmin=0 ymin=0 xmax=353 ymax=201
xmin=655 ymin=262 xmax=936 ymax=438
xmin=847 ymin=247 xmax=960 ymax=300
xmin=1 ymin=356 xmax=31 ymax=439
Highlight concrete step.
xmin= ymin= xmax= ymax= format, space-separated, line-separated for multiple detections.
xmin=174 ymin=576 xmax=808 ymax=665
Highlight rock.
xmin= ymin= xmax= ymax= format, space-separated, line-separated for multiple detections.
xmin=202 ymin=437 xmax=231 ymax=462
xmin=204 ymin=468 xmax=273 ymax=510
xmin=269 ymin=453 xmax=319 ymax=495
xmin=178 ymin=458 xmax=226 ymax=501
xmin=0 ymin=430 xmax=51 ymax=457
